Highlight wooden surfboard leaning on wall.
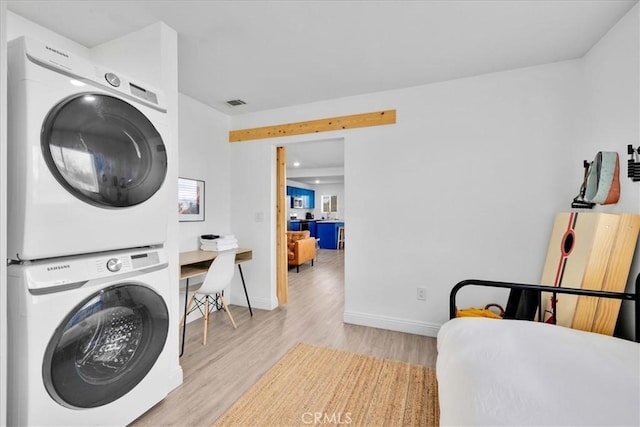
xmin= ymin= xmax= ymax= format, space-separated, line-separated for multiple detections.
xmin=539 ymin=212 xmax=640 ymax=335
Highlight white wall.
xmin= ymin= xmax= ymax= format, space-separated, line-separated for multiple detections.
xmin=177 ymin=93 xmax=249 ymax=323
xmin=178 ymin=93 xmax=232 ymax=251
xmin=231 ymin=142 xmax=278 ymax=310
xmin=313 ymin=183 xmax=345 ymax=220
xmin=287 ymin=179 xmax=313 ymax=190
xmin=1 ymin=3 xmax=8 ymax=425
xmin=6 ymin=14 xmax=184 ymax=388
xmin=343 ymin=63 xmax=582 ymax=334
xmin=231 ymin=57 xmax=582 ymax=336
xmin=578 ymin=4 xmax=640 ymax=338
xmin=229 ymin=5 xmax=640 ymax=339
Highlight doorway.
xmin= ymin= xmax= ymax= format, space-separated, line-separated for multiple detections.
xmin=276 ymin=139 xmax=345 ymax=304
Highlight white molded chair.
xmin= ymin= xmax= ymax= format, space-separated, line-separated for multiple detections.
xmin=186 ymin=249 xmax=238 ymax=345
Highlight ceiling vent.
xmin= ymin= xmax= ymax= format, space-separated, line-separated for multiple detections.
xmin=226 ymin=99 xmax=246 ymax=106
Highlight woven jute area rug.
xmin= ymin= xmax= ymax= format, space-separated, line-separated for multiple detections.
xmin=213 ymin=343 xmax=439 ymax=426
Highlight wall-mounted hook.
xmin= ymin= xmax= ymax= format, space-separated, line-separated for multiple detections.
xmin=627 ymin=144 xmax=640 ymax=181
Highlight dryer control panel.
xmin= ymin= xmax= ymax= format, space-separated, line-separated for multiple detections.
xmin=10 ymin=36 xmax=167 ymax=112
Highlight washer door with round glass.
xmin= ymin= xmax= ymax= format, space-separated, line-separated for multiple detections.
xmin=41 ymin=93 xmax=168 ymax=208
xmin=42 ymin=284 xmax=169 ymax=409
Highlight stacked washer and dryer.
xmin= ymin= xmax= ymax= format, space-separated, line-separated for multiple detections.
xmin=6 ymin=36 xmax=173 ymax=426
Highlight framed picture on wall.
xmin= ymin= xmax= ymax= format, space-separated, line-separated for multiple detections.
xmin=178 ymin=177 xmax=205 ymax=222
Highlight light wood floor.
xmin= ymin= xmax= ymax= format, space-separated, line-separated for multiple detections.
xmin=132 ymin=249 xmax=438 ymax=427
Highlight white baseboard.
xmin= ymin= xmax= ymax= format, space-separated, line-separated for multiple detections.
xmin=231 ymin=295 xmax=278 ymax=311
xmin=184 ymin=296 xmax=277 ymax=325
xmin=343 ymin=311 xmax=441 ymax=337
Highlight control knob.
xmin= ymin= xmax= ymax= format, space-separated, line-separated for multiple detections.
xmin=105 ymin=72 xmax=121 ymax=87
xmin=106 ymin=258 xmax=123 ymax=272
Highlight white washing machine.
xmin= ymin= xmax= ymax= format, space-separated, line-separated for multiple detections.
xmin=7 ymin=36 xmax=170 ymax=261
xmin=7 ymin=246 xmax=172 ymax=426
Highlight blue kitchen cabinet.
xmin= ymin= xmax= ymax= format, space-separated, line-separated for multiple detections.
xmin=302 ymin=188 xmax=315 ymax=208
xmin=289 ymin=221 xmax=301 ymax=231
xmin=316 ymin=221 xmax=344 ymax=249
xmin=291 ymin=187 xmax=300 ymax=197
xmin=287 ymin=186 xmax=303 ymax=198
xmin=287 ymin=186 xmax=315 ymax=208
xmin=307 ymin=189 xmax=315 ymax=208
xmin=308 ymin=220 xmax=317 ymax=238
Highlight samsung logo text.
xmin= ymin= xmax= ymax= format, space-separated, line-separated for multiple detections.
xmin=45 ymin=46 xmax=69 ymax=58
xmin=47 ymin=265 xmax=70 ymax=271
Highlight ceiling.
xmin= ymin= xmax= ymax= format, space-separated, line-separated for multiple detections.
xmin=285 ymin=139 xmax=344 ymax=186
xmin=6 ymin=0 xmax=637 ymax=182
xmin=7 ymin=0 xmax=637 ymax=117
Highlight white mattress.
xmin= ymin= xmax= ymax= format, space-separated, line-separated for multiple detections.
xmin=436 ymin=318 xmax=640 ymax=426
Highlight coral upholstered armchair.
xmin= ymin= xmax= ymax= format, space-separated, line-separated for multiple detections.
xmin=287 ymin=231 xmax=316 ymax=272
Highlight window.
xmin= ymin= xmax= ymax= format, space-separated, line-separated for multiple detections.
xmin=321 ymin=195 xmax=338 ymax=213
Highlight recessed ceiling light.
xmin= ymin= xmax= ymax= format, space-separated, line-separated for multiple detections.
xmin=315 ymin=180 xmax=320 ymax=184
xmin=293 ymin=162 xmax=300 ymax=167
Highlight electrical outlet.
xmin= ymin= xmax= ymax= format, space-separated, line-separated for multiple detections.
xmin=417 ymin=287 xmax=426 ymax=301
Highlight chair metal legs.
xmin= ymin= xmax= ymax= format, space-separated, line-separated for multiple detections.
xmin=186 ymin=292 xmax=237 ymax=346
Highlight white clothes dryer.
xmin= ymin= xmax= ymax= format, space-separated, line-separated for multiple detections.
xmin=7 ymin=36 xmax=170 ymax=261
xmin=7 ymin=247 xmax=172 ymax=426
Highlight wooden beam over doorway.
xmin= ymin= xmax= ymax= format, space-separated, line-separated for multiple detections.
xmin=229 ymin=110 xmax=396 ymax=142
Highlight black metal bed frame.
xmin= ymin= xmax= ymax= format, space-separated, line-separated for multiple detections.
xmin=449 ymin=274 xmax=640 ymax=343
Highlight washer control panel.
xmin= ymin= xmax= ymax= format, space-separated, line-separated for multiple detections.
xmin=106 ymin=258 xmax=123 ymax=272
xmin=94 ymin=250 xmax=160 ymax=274
xmin=15 ymin=248 xmax=166 ymax=291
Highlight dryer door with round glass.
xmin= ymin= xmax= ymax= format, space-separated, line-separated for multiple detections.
xmin=42 ymin=284 xmax=169 ymax=409
xmin=41 ymin=93 xmax=168 ymax=208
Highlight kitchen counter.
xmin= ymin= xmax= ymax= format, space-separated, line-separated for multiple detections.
xmin=288 ymin=219 xmax=317 ymax=237
xmin=316 ymin=221 xmax=344 ymax=249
